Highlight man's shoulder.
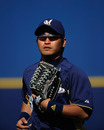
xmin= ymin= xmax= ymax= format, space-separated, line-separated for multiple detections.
xmin=60 ymin=58 xmax=77 ymax=72
xmin=60 ymin=58 xmax=87 ymax=77
xmin=23 ymin=62 xmax=39 ymax=76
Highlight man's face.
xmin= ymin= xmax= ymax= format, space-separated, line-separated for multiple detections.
xmin=37 ymin=32 xmax=66 ymax=58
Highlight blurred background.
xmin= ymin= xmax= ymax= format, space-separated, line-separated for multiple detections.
xmin=0 ymin=0 xmax=104 ymax=129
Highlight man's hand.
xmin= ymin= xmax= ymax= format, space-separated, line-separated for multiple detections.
xmin=40 ymin=98 xmax=51 ymax=110
xmin=32 ymin=94 xmax=50 ymax=110
xmin=16 ymin=117 xmax=30 ymax=130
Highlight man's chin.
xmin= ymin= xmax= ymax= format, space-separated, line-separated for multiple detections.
xmin=42 ymin=53 xmax=54 ymax=56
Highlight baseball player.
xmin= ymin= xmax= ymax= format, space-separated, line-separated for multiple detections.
xmin=16 ymin=18 xmax=93 ymax=130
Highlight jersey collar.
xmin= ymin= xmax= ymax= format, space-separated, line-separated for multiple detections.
xmin=48 ymin=56 xmax=64 ymax=67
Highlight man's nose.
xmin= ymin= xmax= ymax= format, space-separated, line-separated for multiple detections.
xmin=45 ymin=37 xmax=51 ymax=44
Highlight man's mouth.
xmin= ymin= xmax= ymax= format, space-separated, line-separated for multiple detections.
xmin=44 ymin=47 xmax=51 ymax=50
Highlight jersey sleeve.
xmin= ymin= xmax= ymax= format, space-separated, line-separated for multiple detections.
xmin=70 ymin=68 xmax=93 ymax=114
xmin=21 ymin=78 xmax=30 ymax=105
xmin=21 ymin=63 xmax=39 ymax=105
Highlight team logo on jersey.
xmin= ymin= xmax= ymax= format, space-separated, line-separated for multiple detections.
xmin=44 ymin=19 xmax=53 ymax=26
xmin=58 ymin=87 xmax=66 ymax=93
xmin=84 ymin=99 xmax=90 ymax=104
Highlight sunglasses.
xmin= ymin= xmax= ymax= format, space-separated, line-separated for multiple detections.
xmin=37 ymin=34 xmax=64 ymax=41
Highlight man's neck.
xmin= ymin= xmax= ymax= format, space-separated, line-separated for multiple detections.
xmin=41 ymin=55 xmax=61 ymax=63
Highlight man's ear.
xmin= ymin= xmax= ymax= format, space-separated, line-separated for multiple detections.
xmin=62 ymin=38 xmax=66 ymax=47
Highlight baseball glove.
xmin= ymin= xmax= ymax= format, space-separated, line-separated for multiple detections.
xmin=30 ymin=61 xmax=61 ymax=107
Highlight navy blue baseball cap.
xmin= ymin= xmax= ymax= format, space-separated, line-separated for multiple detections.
xmin=35 ymin=18 xmax=65 ymax=37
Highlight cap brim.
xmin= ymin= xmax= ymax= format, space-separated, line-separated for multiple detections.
xmin=37 ymin=34 xmax=64 ymax=38
xmin=35 ymin=25 xmax=61 ymax=36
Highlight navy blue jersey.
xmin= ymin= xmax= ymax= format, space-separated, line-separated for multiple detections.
xmin=22 ymin=57 xmax=93 ymax=130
